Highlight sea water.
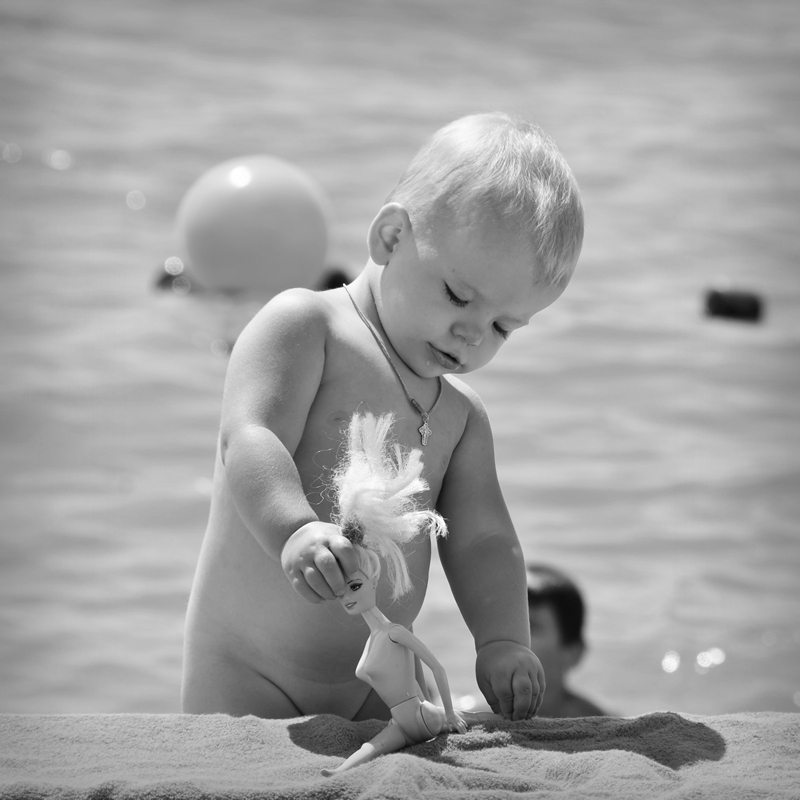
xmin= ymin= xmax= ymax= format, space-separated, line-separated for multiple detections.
xmin=1 ymin=0 xmax=798 ymax=716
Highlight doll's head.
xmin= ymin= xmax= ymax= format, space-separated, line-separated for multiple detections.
xmin=353 ymin=542 xmax=381 ymax=583
xmin=338 ymin=566 xmax=379 ymax=616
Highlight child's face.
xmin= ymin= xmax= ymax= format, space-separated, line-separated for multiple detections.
xmin=378 ymin=217 xmax=564 ymax=378
xmin=338 ymin=571 xmax=377 ymax=615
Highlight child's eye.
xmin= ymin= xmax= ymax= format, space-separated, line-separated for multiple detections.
xmin=494 ymin=323 xmax=510 ymax=340
xmin=444 ymin=284 xmax=468 ymax=307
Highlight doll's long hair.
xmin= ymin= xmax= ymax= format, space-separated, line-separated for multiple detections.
xmin=331 ymin=412 xmax=447 ymax=600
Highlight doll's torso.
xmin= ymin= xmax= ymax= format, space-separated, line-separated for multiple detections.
xmin=356 ymin=622 xmax=439 ymax=743
xmin=355 ymin=623 xmax=417 ymax=707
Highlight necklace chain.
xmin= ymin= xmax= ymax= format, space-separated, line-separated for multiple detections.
xmin=344 ymin=285 xmax=442 ymax=446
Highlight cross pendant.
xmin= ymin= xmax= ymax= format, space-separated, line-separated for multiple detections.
xmin=418 ymin=415 xmax=432 ymax=446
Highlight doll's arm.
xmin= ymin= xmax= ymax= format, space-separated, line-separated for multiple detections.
xmin=413 ymin=652 xmax=432 ymax=702
xmin=388 ymin=626 xmax=467 ymax=732
xmin=219 ymin=289 xmax=358 ymax=601
xmin=436 ymin=384 xmax=544 ymax=720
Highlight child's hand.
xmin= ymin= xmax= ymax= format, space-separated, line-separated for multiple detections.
xmin=280 ymin=521 xmax=360 ymax=603
xmin=475 ymin=641 xmax=545 ymax=721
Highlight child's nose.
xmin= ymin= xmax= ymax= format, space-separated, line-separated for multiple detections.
xmin=453 ymin=320 xmax=483 ymax=347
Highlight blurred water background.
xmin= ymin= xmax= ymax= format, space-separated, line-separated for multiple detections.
xmin=1 ymin=0 xmax=799 ymax=718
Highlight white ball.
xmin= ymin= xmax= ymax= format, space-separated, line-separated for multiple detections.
xmin=175 ymin=155 xmax=329 ymax=294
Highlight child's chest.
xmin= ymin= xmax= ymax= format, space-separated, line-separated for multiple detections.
xmin=295 ymin=343 xmax=466 ymax=503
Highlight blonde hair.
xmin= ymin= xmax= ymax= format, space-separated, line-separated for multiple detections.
xmin=332 ymin=413 xmax=447 ymax=600
xmin=386 ymin=112 xmax=583 ymax=288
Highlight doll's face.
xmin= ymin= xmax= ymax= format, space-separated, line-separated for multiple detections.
xmin=339 ymin=570 xmax=378 ymax=615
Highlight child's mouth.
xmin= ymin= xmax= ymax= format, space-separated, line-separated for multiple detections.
xmin=428 ymin=344 xmax=460 ymax=370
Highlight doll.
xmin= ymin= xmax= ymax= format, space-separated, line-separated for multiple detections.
xmin=321 ymin=412 xmax=468 ymax=776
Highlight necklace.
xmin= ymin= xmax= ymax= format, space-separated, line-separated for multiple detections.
xmin=344 ymin=285 xmax=442 ymax=446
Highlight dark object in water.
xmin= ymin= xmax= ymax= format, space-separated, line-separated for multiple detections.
xmin=153 ymin=258 xmax=198 ymax=295
xmin=315 ymin=266 xmax=351 ymax=291
xmin=704 ymin=289 xmax=764 ymax=323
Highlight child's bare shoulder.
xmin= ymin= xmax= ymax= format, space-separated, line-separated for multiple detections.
xmin=252 ymin=287 xmax=335 ymax=328
xmin=236 ymin=288 xmax=338 ymax=351
xmin=440 ymin=376 xmax=497 ymax=477
xmin=444 ymin=375 xmax=491 ymax=430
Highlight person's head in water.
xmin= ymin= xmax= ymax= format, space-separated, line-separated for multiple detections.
xmin=526 ymin=564 xmax=607 ymax=718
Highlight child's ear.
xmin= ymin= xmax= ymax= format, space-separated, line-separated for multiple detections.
xmin=367 ymin=203 xmax=411 ymax=265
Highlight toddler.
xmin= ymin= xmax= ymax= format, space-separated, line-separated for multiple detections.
xmin=182 ymin=111 xmax=584 ymax=722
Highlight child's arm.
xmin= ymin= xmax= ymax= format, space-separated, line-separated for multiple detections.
xmin=218 ymin=289 xmax=359 ymax=602
xmin=436 ymin=384 xmax=545 ymax=721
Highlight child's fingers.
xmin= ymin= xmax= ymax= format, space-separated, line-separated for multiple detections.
xmin=476 ymin=668 xmax=502 ymax=716
xmin=479 ymin=674 xmax=511 ymax=719
xmin=476 ymin=643 xmax=546 ymax=720
xmin=329 ymin=537 xmax=360 ymax=583
xmin=280 ymin=522 xmax=360 ymax=603
xmin=479 ymin=668 xmax=538 ymax=721
xmin=510 ymin=670 xmax=536 ymax=720
xmin=288 ymin=568 xmax=326 ymax=604
xmin=532 ymin=666 xmax=546 ymax=717
xmin=495 ymin=686 xmax=515 ymax=720
xmin=314 ymin=549 xmax=347 ymax=598
xmin=303 ymin=562 xmax=340 ymax=601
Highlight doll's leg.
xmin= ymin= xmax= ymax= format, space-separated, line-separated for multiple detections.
xmin=388 ymin=696 xmax=439 ymax=743
xmin=321 ymin=720 xmax=407 ymax=776
xmin=419 ymin=700 xmax=446 ymax=735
